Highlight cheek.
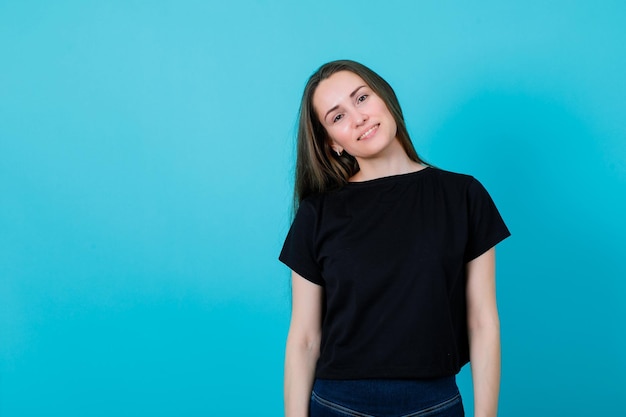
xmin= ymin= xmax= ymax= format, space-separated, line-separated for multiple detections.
xmin=382 ymin=109 xmax=397 ymax=132
xmin=326 ymin=125 xmax=346 ymax=142
xmin=336 ymin=125 xmax=354 ymax=144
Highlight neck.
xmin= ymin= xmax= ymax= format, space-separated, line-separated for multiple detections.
xmin=350 ymin=141 xmax=424 ymax=182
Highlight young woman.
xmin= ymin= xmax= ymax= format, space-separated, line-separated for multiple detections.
xmin=279 ymin=60 xmax=510 ymax=417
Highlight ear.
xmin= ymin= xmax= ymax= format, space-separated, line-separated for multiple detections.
xmin=329 ymin=141 xmax=344 ymax=156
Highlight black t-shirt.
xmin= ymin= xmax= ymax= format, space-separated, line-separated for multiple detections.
xmin=279 ymin=167 xmax=510 ymax=379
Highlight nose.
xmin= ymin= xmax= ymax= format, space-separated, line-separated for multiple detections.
xmin=353 ymin=110 xmax=368 ymax=126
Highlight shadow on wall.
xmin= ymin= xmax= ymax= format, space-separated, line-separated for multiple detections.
xmin=427 ymin=89 xmax=626 ymax=415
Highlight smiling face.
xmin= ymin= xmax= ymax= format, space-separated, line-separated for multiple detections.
xmin=312 ymin=71 xmax=398 ymax=161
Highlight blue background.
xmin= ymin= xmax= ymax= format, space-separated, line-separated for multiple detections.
xmin=1 ymin=1 xmax=625 ymax=415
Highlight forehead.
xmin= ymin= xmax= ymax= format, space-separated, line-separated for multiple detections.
xmin=312 ymin=71 xmax=369 ymax=115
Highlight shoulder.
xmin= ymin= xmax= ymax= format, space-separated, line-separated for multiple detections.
xmin=297 ymin=192 xmax=326 ymax=214
xmin=293 ymin=191 xmax=339 ymax=225
xmin=425 ymin=168 xmax=499 ymax=208
xmin=298 ymin=186 xmax=348 ymax=212
xmin=426 ymin=167 xmax=477 ymax=190
xmin=428 ymin=167 xmax=472 ymax=181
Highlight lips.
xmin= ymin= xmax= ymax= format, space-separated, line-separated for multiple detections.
xmin=357 ymin=124 xmax=380 ymax=141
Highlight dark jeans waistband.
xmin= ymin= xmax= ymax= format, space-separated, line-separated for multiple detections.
xmin=311 ymin=376 xmax=462 ymax=417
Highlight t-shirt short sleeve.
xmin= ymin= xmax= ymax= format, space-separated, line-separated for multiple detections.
xmin=279 ymin=200 xmax=325 ymax=286
xmin=464 ymin=178 xmax=511 ymax=262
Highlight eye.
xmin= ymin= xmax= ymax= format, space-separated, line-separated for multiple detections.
xmin=357 ymin=94 xmax=368 ymax=103
xmin=332 ymin=114 xmax=344 ymax=123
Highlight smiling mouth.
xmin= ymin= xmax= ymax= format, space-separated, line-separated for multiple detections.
xmin=357 ymin=124 xmax=379 ymax=141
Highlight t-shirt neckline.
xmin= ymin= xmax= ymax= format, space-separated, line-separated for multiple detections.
xmin=346 ymin=166 xmax=432 ymax=188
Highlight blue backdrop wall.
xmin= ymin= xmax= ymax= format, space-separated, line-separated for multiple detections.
xmin=1 ymin=1 xmax=625 ymax=415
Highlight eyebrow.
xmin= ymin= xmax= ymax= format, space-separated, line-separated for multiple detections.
xmin=323 ymin=85 xmax=367 ymax=121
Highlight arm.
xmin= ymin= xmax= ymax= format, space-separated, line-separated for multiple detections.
xmin=466 ymin=247 xmax=501 ymax=417
xmin=284 ymin=271 xmax=323 ymax=417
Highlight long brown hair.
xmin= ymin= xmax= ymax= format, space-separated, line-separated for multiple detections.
xmin=294 ymin=60 xmax=426 ymax=206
